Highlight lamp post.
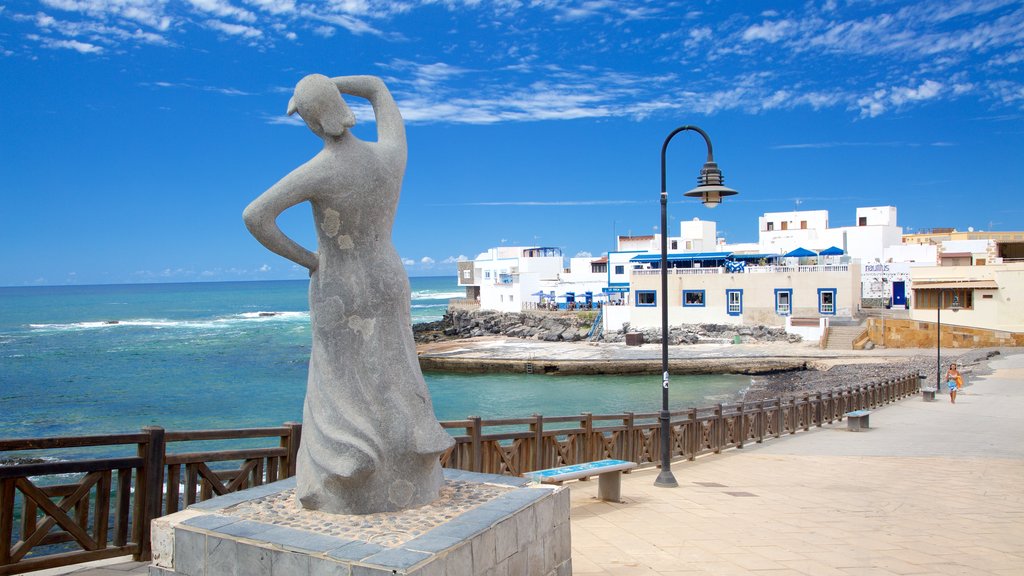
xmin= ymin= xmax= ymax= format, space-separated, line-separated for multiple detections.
xmin=655 ymin=126 xmax=738 ymax=488
xmin=935 ymin=289 xmax=962 ymax=392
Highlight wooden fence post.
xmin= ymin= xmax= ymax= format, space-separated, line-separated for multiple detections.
xmin=802 ymin=395 xmax=811 ymax=431
xmin=468 ymin=416 xmax=483 ymax=473
xmin=283 ymin=421 xmax=302 ymax=479
xmin=688 ymin=409 xmax=697 ymax=460
xmin=714 ymin=404 xmax=724 ymax=454
xmin=623 ymin=412 xmax=635 ymax=463
xmin=0 ymin=478 xmax=14 ymax=566
xmin=737 ymin=403 xmax=745 ymax=449
xmin=530 ymin=414 xmax=544 ymax=472
xmin=136 ymin=426 xmax=165 ymax=562
xmin=580 ymin=412 xmax=593 ymax=463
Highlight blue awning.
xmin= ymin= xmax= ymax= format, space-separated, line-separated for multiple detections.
xmin=783 ymin=247 xmax=817 ymax=258
xmin=818 ymin=246 xmax=845 ymax=256
xmin=629 ymin=251 xmax=733 ymax=263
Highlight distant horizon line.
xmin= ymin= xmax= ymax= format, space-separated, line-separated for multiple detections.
xmin=0 ymin=275 xmax=459 ymax=290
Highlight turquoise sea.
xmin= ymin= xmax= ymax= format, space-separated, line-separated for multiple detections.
xmin=0 ymin=278 xmax=749 ymax=449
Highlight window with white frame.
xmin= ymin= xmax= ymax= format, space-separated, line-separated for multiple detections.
xmin=636 ymin=290 xmax=656 ymax=307
xmin=726 ymin=289 xmax=743 ymax=316
xmin=775 ymin=289 xmax=792 ymax=315
xmin=818 ymin=289 xmax=836 ymax=315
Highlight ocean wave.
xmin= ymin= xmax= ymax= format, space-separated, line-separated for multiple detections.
xmin=29 ymin=311 xmax=311 ymax=332
xmin=410 ymin=290 xmax=464 ymax=300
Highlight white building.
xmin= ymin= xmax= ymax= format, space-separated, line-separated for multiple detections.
xmin=759 ymin=206 xmax=903 ymax=262
xmin=456 ymin=246 xmax=608 ymax=312
xmin=456 ymin=246 xmax=563 ymax=313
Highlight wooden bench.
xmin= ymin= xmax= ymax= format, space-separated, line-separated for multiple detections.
xmin=522 ymin=459 xmax=637 ymax=502
xmin=845 ymin=410 xmax=871 ymax=431
xmin=921 ymin=388 xmax=937 ymax=402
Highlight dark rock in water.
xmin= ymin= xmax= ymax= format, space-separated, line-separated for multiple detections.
xmin=104 ymin=320 xmax=119 ymax=325
xmin=0 ymin=457 xmax=47 ymax=466
xmin=259 ymin=312 xmax=280 ymax=317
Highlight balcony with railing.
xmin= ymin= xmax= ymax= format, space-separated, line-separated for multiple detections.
xmin=631 ymin=264 xmax=849 ymax=276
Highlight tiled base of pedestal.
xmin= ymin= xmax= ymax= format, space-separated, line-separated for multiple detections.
xmin=150 ymin=469 xmax=571 ymax=576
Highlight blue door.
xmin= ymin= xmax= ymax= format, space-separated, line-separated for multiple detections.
xmin=892 ymin=281 xmax=906 ymax=307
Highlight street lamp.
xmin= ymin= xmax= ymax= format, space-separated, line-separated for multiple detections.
xmin=935 ymin=289 xmax=962 ymax=392
xmin=655 ymin=126 xmax=738 ymax=488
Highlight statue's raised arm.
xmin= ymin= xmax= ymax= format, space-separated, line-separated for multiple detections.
xmin=330 ymin=76 xmax=406 ymax=155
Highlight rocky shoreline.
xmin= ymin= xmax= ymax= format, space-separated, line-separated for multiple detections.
xmin=414 ymin=308 xmax=800 ymax=345
xmin=745 ymin=349 xmax=1002 ymax=402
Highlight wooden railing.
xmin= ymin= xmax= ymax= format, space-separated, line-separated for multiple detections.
xmin=1 ymin=373 xmax=919 ymax=574
xmin=0 ymin=424 xmax=301 ymax=575
xmin=438 ymin=373 xmax=920 ymax=475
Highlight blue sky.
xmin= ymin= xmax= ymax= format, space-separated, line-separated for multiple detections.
xmin=1 ymin=0 xmax=1022 ymax=286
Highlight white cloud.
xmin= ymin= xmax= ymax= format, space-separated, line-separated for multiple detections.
xmin=187 ymin=0 xmax=256 ymax=23
xmin=29 ymin=34 xmax=104 ymax=53
xmin=420 ymin=256 xmax=435 ymax=266
xmin=41 ymin=0 xmax=172 ymax=31
xmin=442 ymin=255 xmax=468 ymax=264
xmin=258 ymin=264 xmax=271 ymax=272
xmin=402 ymin=258 xmax=415 ymax=266
xmin=742 ymin=19 xmax=795 ymax=42
xmin=890 ymin=79 xmax=943 ymax=106
xmin=574 ymin=251 xmax=592 ymax=258
xmin=449 ymin=200 xmax=645 ymax=207
xmin=204 ymin=18 xmax=263 ymax=38
xmin=263 ymin=113 xmax=305 ymax=125
xmin=857 ymin=80 xmax=944 ymax=117
xmin=245 ymin=0 xmax=296 ymax=15
xmin=312 ymin=25 xmax=335 ymax=37
xmin=144 ymin=81 xmax=253 ymax=96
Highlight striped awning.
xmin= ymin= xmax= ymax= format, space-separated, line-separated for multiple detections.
xmin=629 ymin=251 xmax=733 ymax=263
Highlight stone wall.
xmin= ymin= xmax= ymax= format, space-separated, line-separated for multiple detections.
xmin=415 ymin=308 xmax=800 ymax=345
xmin=866 ymin=318 xmax=1024 ymax=348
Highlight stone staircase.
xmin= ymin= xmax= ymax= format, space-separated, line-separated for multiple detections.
xmin=824 ymin=324 xmax=867 ymax=350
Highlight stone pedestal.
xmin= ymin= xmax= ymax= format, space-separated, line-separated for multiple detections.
xmin=150 ymin=469 xmax=571 ymax=576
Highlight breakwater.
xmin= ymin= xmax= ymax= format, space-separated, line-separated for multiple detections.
xmin=414 ymin=308 xmax=800 ymax=345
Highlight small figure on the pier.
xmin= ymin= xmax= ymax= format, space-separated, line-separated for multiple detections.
xmin=945 ymin=363 xmax=962 ymax=404
xmin=244 ymin=74 xmax=453 ymax=514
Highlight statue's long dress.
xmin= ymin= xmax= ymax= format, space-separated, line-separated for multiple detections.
xmin=294 ymin=137 xmax=453 ymax=514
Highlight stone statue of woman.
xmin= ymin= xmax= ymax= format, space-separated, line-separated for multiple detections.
xmin=243 ymin=74 xmax=454 ymax=514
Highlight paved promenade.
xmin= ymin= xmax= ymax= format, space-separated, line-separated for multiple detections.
xmin=42 ymin=351 xmax=1024 ymax=575
xmin=567 ymin=350 xmax=1024 ymax=575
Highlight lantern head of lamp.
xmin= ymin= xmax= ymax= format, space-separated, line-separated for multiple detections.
xmin=683 ymin=160 xmax=738 ymax=208
xmin=951 ymin=294 xmax=961 ymax=312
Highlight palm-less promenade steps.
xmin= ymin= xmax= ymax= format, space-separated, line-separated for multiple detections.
xmin=7 ymin=351 xmax=1024 ymax=575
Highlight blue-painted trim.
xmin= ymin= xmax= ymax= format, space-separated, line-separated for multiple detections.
xmin=774 ymin=288 xmax=793 ymax=316
xmin=726 ymin=289 xmax=743 ymax=316
xmin=606 ymin=250 xmax=645 ymax=288
xmin=817 ymin=288 xmax=837 ymax=315
xmin=636 ymin=290 xmax=657 ymax=307
xmin=682 ymin=289 xmax=706 ymax=307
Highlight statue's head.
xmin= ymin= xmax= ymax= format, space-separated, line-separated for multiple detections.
xmin=287 ymin=74 xmax=356 ymax=139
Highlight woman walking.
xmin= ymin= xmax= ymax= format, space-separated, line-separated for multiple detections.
xmin=945 ymin=363 xmax=962 ymax=404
